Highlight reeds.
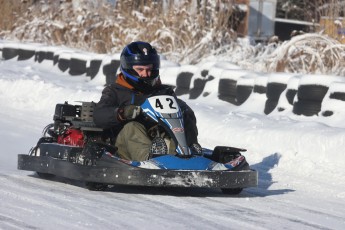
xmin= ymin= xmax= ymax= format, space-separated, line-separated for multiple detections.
xmin=0 ymin=0 xmax=238 ymax=64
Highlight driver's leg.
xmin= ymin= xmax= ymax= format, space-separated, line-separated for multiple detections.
xmin=115 ymin=121 xmax=151 ymax=161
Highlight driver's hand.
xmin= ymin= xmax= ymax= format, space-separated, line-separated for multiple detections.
xmin=117 ymin=105 xmax=141 ymax=122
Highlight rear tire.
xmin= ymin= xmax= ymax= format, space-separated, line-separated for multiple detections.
xmin=221 ymin=188 xmax=243 ymax=195
xmin=85 ymin=182 xmax=108 ymax=191
xmin=36 ymin=172 xmax=55 ymax=179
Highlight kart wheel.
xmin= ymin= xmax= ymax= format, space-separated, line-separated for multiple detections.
xmin=36 ymin=172 xmax=55 ymax=179
xmin=85 ymin=182 xmax=108 ymax=191
xmin=221 ymin=188 xmax=243 ymax=195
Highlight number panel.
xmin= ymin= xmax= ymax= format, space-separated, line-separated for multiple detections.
xmin=147 ymin=96 xmax=179 ymax=113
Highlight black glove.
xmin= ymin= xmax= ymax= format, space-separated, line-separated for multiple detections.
xmin=117 ymin=105 xmax=141 ymax=122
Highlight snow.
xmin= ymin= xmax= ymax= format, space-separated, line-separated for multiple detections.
xmin=1 ymin=48 xmax=345 ymax=229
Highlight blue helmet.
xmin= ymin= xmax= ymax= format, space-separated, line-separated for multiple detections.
xmin=120 ymin=41 xmax=160 ymax=93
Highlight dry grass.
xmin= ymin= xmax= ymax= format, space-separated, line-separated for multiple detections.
xmin=0 ymin=0 xmax=237 ymax=64
xmin=265 ymin=33 xmax=345 ymax=75
xmin=1 ymin=0 xmax=345 ymax=76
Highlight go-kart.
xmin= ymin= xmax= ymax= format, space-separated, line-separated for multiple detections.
xmin=18 ymin=88 xmax=258 ymax=194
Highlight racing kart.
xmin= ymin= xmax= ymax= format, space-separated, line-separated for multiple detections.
xmin=17 ymin=88 xmax=258 ymax=194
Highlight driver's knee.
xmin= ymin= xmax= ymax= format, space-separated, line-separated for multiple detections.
xmin=115 ymin=121 xmax=151 ymax=161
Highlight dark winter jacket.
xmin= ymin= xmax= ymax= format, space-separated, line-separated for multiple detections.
xmin=93 ymin=77 xmax=198 ymax=146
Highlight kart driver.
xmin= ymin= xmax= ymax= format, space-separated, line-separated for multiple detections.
xmin=93 ymin=41 xmax=201 ymax=161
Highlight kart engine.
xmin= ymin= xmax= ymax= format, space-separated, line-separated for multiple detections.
xmin=57 ymin=128 xmax=84 ymax=147
xmin=53 ymin=102 xmax=103 ymax=148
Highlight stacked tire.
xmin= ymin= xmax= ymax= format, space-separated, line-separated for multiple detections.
xmin=218 ymin=70 xmax=250 ymax=105
xmin=175 ymin=71 xmax=194 ymax=96
xmin=275 ymin=75 xmax=301 ymax=113
xmin=87 ymin=58 xmax=103 ymax=79
xmin=103 ymin=58 xmax=120 ymax=85
xmin=264 ymin=73 xmax=293 ymax=114
xmin=253 ymin=74 xmax=268 ymax=95
xmin=57 ymin=52 xmax=71 ymax=72
xmin=321 ymin=82 xmax=345 ymax=117
xmin=236 ymin=76 xmax=255 ymax=105
xmin=17 ymin=44 xmax=35 ymax=61
xmin=175 ymin=65 xmax=198 ymax=96
xmin=189 ymin=69 xmax=214 ymax=99
xmin=293 ymin=75 xmax=344 ymax=116
xmin=69 ymin=53 xmax=89 ymax=76
xmin=2 ymin=43 xmax=18 ymax=60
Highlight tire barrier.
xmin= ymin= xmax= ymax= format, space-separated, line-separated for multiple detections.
xmin=2 ymin=41 xmax=345 ymax=118
xmin=57 ymin=53 xmax=71 ymax=72
xmin=103 ymin=59 xmax=120 ymax=85
xmin=53 ymin=54 xmax=59 ymax=65
xmin=1 ymin=42 xmax=119 ymax=84
xmin=330 ymin=92 xmax=345 ymax=101
xmin=293 ymin=84 xmax=329 ymax=116
xmin=17 ymin=48 xmax=35 ymax=60
xmin=236 ymin=76 xmax=254 ymax=105
xmin=2 ymin=47 xmax=18 ymax=60
xmin=87 ymin=59 xmax=102 ymax=79
xmin=218 ymin=69 xmax=253 ymax=105
xmin=46 ymin=51 xmax=54 ymax=61
xmin=264 ymin=82 xmax=286 ymax=114
xmin=175 ymin=71 xmax=194 ymax=96
xmin=218 ymin=78 xmax=237 ymax=105
xmin=69 ymin=58 xmax=87 ymax=75
xmin=253 ymin=75 xmax=268 ymax=94
xmin=292 ymin=75 xmax=345 ymax=116
xmin=35 ymin=50 xmax=46 ymax=63
xmin=264 ymin=73 xmax=293 ymax=114
xmin=297 ymin=85 xmax=329 ymax=101
xmin=286 ymin=89 xmax=297 ymax=105
xmin=273 ymin=76 xmax=300 ymax=113
xmin=293 ymin=100 xmax=322 ymax=116
xmin=321 ymin=82 xmax=345 ymax=117
xmin=189 ymin=70 xmax=214 ymax=99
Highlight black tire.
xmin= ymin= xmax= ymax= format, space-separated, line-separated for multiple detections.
xmin=201 ymin=69 xmax=209 ymax=77
xmin=321 ymin=110 xmax=333 ymax=117
xmin=218 ymin=79 xmax=237 ymax=97
xmin=175 ymin=72 xmax=194 ymax=96
xmin=264 ymin=99 xmax=278 ymax=115
xmin=35 ymin=51 xmax=46 ymax=63
xmin=87 ymin=59 xmax=102 ymax=79
xmin=189 ymin=75 xmax=214 ymax=99
xmin=221 ymin=188 xmax=243 ymax=195
xmin=293 ymin=100 xmax=322 ymax=116
xmin=236 ymin=85 xmax=253 ymax=105
xmin=69 ymin=58 xmax=87 ymax=76
xmin=218 ymin=95 xmax=237 ymax=105
xmin=36 ymin=172 xmax=55 ymax=179
xmin=330 ymin=92 xmax=345 ymax=101
xmin=17 ymin=49 xmax=35 ymax=61
xmin=53 ymin=54 xmax=59 ymax=65
xmin=85 ymin=182 xmax=108 ymax=191
xmin=58 ymin=58 xmax=70 ymax=72
xmin=266 ymin=83 xmax=287 ymax=101
xmin=253 ymin=85 xmax=266 ymax=94
xmin=46 ymin=51 xmax=54 ymax=61
xmin=277 ymin=107 xmax=286 ymax=112
xmin=189 ymin=78 xmax=205 ymax=99
xmin=2 ymin=47 xmax=18 ymax=60
xmin=297 ymin=85 xmax=329 ymax=101
xmin=286 ymin=89 xmax=297 ymax=105
xmin=103 ymin=60 xmax=120 ymax=85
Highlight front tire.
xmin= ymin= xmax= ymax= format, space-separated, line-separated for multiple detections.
xmin=221 ymin=188 xmax=243 ymax=195
xmin=85 ymin=182 xmax=108 ymax=191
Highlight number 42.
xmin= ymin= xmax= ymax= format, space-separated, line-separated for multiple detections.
xmin=155 ymin=98 xmax=176 ymax=109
